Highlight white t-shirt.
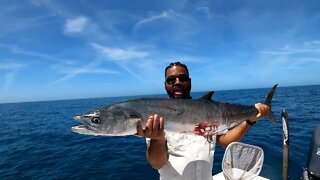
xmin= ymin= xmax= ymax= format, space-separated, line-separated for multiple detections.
xmin=147 ymin=130 xmax=227 ymax=180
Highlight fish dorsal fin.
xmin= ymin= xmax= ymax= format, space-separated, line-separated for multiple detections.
xmin=200 ymin=91 xmax=214 ymax=101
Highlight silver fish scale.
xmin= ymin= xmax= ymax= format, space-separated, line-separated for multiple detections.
xmin=116 ymin=98 xmax=257 ymax=132
xmin=72 ymin=84 xmax=277 ymax=136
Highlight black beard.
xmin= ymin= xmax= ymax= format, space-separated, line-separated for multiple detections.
xmin=166 ymin=84 xmax=191 ymax=99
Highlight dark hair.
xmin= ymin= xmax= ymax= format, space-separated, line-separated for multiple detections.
xmin=165 ymin=62 xmax=189 ymax=77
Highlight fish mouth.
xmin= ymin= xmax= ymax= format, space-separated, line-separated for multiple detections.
xmin=72 ymin=116 xmax=115 ymax=136
xmin=71 ymin=125 xmax=94 ymax=134
xmin=71 ymin=125 xmax=113 ymax=136
xmin=72 ymin=115 xmax=101 ymax=135
xmin=71 ymin=112 xmax=118 ymax=136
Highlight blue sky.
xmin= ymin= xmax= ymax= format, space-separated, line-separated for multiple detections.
xmin=1 ymin=0 xmax=320 ymax=103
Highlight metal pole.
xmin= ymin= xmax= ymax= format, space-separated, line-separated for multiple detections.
xmin=282 ymin=110 xmax=289 ymax=180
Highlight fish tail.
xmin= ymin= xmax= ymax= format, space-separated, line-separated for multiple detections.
xmin=268 ymin=111 xmax=277 ymax=123
xmin=264 ymin=84 xmax=278 ymax=123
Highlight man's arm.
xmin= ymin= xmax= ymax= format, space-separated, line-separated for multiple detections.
xmin=137 ymin=114 xmax=168 ymax=169
xmin=217 ymin=103 xmax=269 ymax=148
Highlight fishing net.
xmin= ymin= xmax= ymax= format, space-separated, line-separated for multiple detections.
xmin=222 ymin=142 xmax=264 ymax=180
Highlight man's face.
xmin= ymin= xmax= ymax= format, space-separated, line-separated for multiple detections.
xmin=165 ymin=65 xmax=191 ymax=99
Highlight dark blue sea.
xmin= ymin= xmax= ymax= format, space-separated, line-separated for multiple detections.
xmin=1 ymin=85 xmax=319 ymax=179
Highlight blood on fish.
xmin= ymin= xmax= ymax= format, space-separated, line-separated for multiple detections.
xmin=194 ymin=123 xmax=218 ymax=142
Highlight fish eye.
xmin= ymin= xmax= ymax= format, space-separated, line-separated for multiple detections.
xmin=91 ymin=117 xmax=101 ymax=124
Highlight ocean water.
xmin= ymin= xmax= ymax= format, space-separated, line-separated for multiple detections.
xmin=0 ymin=85 xmax=319 ymax=179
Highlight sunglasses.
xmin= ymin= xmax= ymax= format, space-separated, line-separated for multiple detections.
xmin=165 ymin=74 xmax=190 ymax=85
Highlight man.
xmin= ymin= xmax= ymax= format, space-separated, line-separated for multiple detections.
xmin=137 ymin=62 xmax=269 ymax=180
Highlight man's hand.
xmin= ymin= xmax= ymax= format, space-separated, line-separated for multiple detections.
xmin=139 ymin=114 xmax=167 ymax=169
xmin=136 ymin=114 xmax=165 ymax=141
xmin=250 ymin=103 xmax=270 ymax=122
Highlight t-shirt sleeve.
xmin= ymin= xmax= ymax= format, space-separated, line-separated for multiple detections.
xmin=216 ymin=128 xmax=228 ymax=135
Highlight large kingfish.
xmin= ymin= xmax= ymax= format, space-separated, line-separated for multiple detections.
xmin=72 ymin=84 xmax=277 ymax=138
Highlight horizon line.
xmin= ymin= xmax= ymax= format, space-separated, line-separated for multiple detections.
xmin=1 ymin=84 xmax=318 ymax=105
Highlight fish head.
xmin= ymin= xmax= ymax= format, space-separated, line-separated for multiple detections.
xmin=72 ymin=104 xmax=141 ymax=136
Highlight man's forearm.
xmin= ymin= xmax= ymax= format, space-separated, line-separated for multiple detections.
xmin=218 ymin=103 xmax=270 ymax=148
xmin=146 ymin=139 xmax=168 ymax=169
xmin=218 ymin=121 xmax=251 ymax=148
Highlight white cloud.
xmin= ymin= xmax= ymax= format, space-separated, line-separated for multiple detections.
xmin=50 ymin=61 xmax=118 ymax=85
xmin=64 ymin=16 xmax=88 ymax=34
xmin=195 ymin=6 xmax=229 ymax=21
xmin=3 ymin=71 xmax=15 ymax=91
xmin=0 ymin=61 xmax=27 ymax=92
xmin=256 ymin=40 xmax=320 ymax=78
xmin=91 ymin=43 xmax=149 ymax=61
xmin=133 ymin=10 xmax=187 ymax=33
xmin=0 ymin=43 xmax=76 ymax=64
xmin=30 ymin=0 xmax=52 ymax=7
xmin=52 ymin=64 xmax=117 ymax=75
xmin=303 ymin=40 xmax=320 ymax=46
xmin=0 ymin=62 xmax=26 ymax=70
xmin=195 ymin=7 xmax=212 ymax=19
xmin=133 ymin=11 xmax=169 ymax=31
xmin=261 ymin=40 xmax=320 ymax=56
xmin=90 ymin=43 xmax=154 ymax=84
